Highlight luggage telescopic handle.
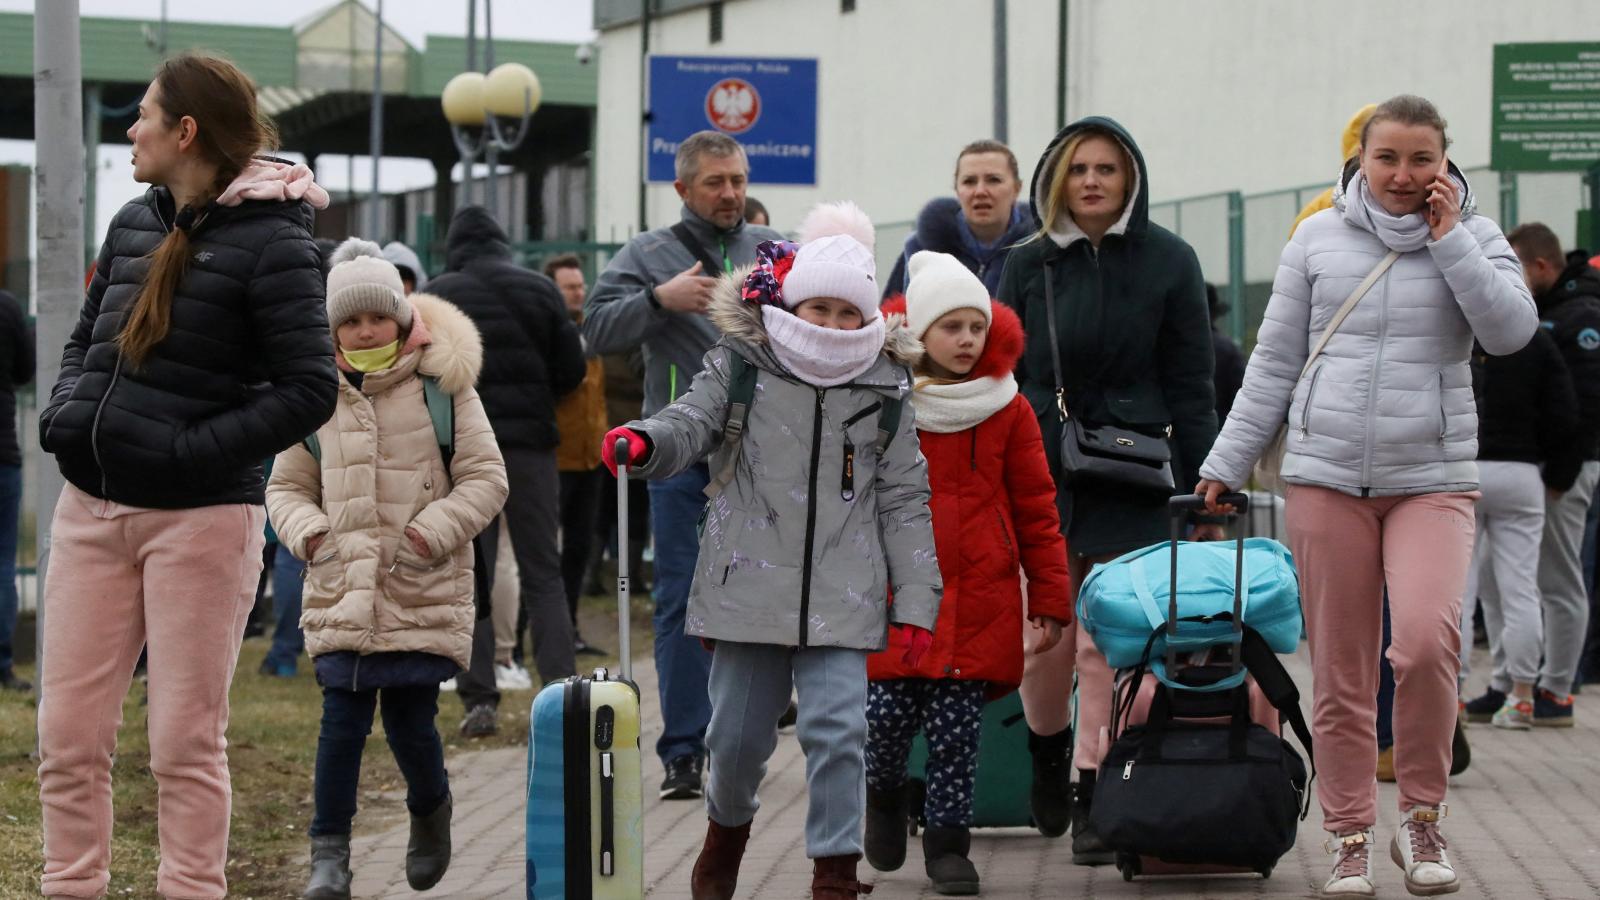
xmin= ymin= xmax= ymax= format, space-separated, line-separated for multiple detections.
xmin=614 ymin=437 xmax=632 ymax=683
xmin=1168 ymin=492 xmax=1250 ymax=516
xmin=1166 ymin=492 xmax=1248 ymax=680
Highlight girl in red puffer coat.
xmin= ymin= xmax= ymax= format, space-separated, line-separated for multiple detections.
xmin=863 ymin=251 xmax=1072 ymax=893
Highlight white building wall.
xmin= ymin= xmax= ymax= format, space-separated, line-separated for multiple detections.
xmin=594 ymin=0 xmax=1598 ymax=255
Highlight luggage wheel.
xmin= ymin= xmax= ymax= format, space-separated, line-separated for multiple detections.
xmin=1116 ymin=852 xmax=1140 ymax=881
xmin=1257 ymin=864 xmax=1273 ymax=880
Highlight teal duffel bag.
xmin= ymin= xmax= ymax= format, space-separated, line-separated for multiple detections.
xmin=1077 ymin=536 xmax=1301 ymax=684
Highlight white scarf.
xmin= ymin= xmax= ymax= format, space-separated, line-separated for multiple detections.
xmin=1346 ymin=171 xmax=1437 ymax=253
xmin=911 ymin=374 xmax=1018 ymax=433
xmin=760 ymin=306 xmax=886 ymax=387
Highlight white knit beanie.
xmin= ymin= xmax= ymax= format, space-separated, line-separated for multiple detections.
xmin=326 ymin=238 xmax=413 ymax=331
xmin=905 ymin=250 xmax=991 ymax=337
xmin=781 ymin=234 xmax=879 ymax=321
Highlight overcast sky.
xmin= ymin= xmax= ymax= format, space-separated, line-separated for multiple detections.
xmin=0 ymin=0 xmax=596 ymax=244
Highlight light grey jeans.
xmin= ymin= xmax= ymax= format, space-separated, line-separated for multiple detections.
xmin=1460 ymin=461 xmax=1546 ymax=688
xmin=1537 ymin=460 xmax=1600 ymax=692
xmin=704 ymin=641 xmax=868 ymax=858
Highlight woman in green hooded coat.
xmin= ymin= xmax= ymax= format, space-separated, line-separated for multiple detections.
xmin=998 ymin=116 xmax=1219 ymax=863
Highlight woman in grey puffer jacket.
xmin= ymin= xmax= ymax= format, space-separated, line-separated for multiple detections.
xmin=1197 ymin=96 xmax=1536 ymax=899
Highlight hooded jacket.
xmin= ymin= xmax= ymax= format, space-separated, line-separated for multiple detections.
xmin=382 ymin=240 xmax=428 ymax=291
xmin=882 ymin=198 xmax=1034 ymax=299
xmin=583 ymin=206 xmax=784 ymax=418
xmin=997 ymin=116 xmax=1217 ymax=558
xmin=40 ymin=185 xmax=338 ymax=509
xmin=1532 ymin=259 xmax=1600 ymax=461
xmin=1472 ymin=329 xmax=1581 ymax=491
xmin=625 ymin=278 xmax=942 ymax=651
xmin=1201 ymin=162 xmax=1538 ymax=497
xmin=267 ymin=294 xmax=508 ymax=671
xmin=1289 ymin=104 xmax=1378 ymax=238
xmin=867 ymin=298 xmax=1070 ymax=692
xmin=424 ymin=206 xmax=586 ymax=450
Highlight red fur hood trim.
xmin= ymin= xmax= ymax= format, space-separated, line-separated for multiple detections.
xmin=880 ymin=294 xmax=1025 ymax=380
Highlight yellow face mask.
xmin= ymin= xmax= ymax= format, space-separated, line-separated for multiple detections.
xmin=342 ymin=340 xmax=400 ymax=373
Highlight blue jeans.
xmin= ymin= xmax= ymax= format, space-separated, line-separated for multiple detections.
xmin=0 ymin=464 xmax=19 ymax=673
xmin=648 ymin=464 xmax=714 ymax=765
xmin=264 ymin=543 xmax=305 ymax=671
xmin=310 ymin=684 xmax=449 ymax=836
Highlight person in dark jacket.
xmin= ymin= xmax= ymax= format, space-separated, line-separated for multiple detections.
xmin=1481 ymin=221 xmax=1600 ymax=724
xmin=884 ymin=140 xmax=1033 ymax=299
xmin=1208 ymin=283 xmax=1246 ymax=422
xmin=425 ymin=205 xmax=585 ymax=735
xmin=35 ymin=52 xmax=336 ymax=900
xmin=0 ymin=289 xmax=32 ymax=693
xmin=998 ymin=116 xmax=1219 ymax=863
xmin=1458 ymin=329 xmax=1579 ymax=730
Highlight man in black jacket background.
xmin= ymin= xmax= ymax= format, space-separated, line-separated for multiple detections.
xmin=1504 ymin=223 xmax=1600 ymax=723
xmin=0 ymin=290 xmax=31 ymax=692
xmin=426 ymin=207 xmax=586 ymax=733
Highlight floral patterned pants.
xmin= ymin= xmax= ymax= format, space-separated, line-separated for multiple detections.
xmin=865 ymin=678 xmax=988 ymax=828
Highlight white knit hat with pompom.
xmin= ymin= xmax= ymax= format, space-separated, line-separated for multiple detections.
xmin=781 ymin=201 xmax=879 ymax=321
xmin=326 ymin=237 xmax=412 ymax=332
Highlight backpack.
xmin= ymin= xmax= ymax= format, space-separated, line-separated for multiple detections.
xmin=705 ymin=352 xmax=904 ymax=499
xmin=303 ymin=375 xmax=455 ymax=472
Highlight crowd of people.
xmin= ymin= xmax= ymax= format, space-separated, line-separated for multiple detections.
xmin=18 ymin=49 xmax=1600 ymax=900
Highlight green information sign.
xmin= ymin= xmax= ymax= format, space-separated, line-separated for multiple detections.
xmin=1491 ymin=42 xmax=1600 ymax=172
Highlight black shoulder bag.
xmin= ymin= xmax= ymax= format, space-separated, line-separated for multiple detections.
xmin=1042 ymin=264 xmax=1176 ymax=496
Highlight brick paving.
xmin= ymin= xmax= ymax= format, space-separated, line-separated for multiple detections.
xmin=347 ymin=645 xmax=1600 ymax=899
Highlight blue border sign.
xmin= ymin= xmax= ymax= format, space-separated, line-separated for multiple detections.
xmin=647 ymin=56 xmax=818 ymax=185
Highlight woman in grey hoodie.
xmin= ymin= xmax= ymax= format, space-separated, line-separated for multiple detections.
xmin=1197 ymin=95 xmax=1536 ymax=898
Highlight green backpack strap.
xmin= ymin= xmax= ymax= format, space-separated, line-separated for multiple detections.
xmin=875 ymin=396 xmax=903 ymax=454
xmin=422 ymin=375 xmax=455 ymax=473
xmin=704 ymin=353 xmax=757 ymax=500
xmin=299 ymin=376 xmax=454 ymax=474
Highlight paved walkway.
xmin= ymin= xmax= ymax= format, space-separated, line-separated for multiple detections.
xmin=348 ymin=645 xmax=1600 ymax=899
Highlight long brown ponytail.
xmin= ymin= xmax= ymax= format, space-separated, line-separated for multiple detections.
xmin=119 ymin=52 xmax=280 ymax=367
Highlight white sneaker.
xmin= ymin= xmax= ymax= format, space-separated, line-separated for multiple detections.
xmin=1322 ymin=830 xmax=1376 ymax=896
xmin=495 ymin=661 xmax=533 ymax=691
xmin=1390 ymin=806 xmax=1459 ymax=896
xmin=439 ymin=677 xmax=458 ymax=692
xmin=1491 ymin=698 xmax=1533 ymax=730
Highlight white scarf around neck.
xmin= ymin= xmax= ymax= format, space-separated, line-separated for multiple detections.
xmin=760 ymin=305 xmax=886 ymax=387
xmin=1347 ymin=171 xmax=1435 ymax=253
xmin=912 ymin=374 xmax=1018 ymax=433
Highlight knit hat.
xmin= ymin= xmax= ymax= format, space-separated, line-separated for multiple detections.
xmin=326 ymin=238 xmax=413 ymax=331
xmin=779 ymin=201 xmax=880 ymax=322
xmin=904 ymin=250 xmax=991 ymax=337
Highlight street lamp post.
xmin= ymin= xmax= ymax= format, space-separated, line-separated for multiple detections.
xmin=440 ymin=63 xmax=541 ymax=225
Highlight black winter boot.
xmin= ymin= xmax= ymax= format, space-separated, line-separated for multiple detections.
xmin=864 ymin=784 xmax=910 ymax=872
xmin=303 ymin=834 xmax=352 ymax=900
xmin=922 ymin=826 xmax=980 ymax=895
xmin=1069 ymin=769 xmax=1113 ymax=866
xmin=405 ymin=793 xmax=452 ymax=890
xmin=1027 ymin=727 xmax=1072 ymax=838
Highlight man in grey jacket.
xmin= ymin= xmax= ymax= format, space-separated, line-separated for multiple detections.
xmin=584 ymin=131 xmax=783 ymax=799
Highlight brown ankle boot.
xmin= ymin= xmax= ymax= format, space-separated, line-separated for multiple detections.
xmin=690 ymin=817 xmax=752 ymax=900
xmin=812 ymin=854 xmax=874 ymax=898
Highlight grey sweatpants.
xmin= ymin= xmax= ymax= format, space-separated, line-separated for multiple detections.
xmin=1538 ymin=461 xmax=1600 ymax=692
xmin=705 ymin=641 xmax=868 ymax=858
xmin=1460 ymin=461 xmax=1546 ymax=688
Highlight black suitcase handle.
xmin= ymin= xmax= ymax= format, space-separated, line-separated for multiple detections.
xmin=1164 ymin=493 xmax=1250 ymax=680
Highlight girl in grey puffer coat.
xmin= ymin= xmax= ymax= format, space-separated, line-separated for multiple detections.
xmin=602 ymin=204 xmax=940 ymax=897
xmin=1197 ymin=97 xmax=1536 ymax=898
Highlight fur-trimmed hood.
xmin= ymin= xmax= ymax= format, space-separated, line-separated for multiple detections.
xmin=879 ymin=294 xmax=1024 ymax=381
xmin=707 ymin=264 xmax=922 ymax=369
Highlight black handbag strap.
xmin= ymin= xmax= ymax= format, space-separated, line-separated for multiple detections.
xmin=1042 ymin=264 xmax=1072 ymax=423
xmin=671 ymin=222 xmax=725 ymax=277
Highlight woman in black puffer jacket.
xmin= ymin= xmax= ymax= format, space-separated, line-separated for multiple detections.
xmin=35 ymin=52 xmax=336 ymax=900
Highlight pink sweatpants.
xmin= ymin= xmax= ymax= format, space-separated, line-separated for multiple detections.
xmin=1021 ymin=553 xmax=1115 ymax=770
xmin=1285 ymin=484 xmax=1476 ymax=834
xmin=38 ymin=484 xmax=265 ymax=899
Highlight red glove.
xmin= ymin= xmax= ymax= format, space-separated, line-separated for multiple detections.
xmin=896 ymin=624 xmax=934 ymax=667
xmin=601 ymin=426 xmax=650 ymax=476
